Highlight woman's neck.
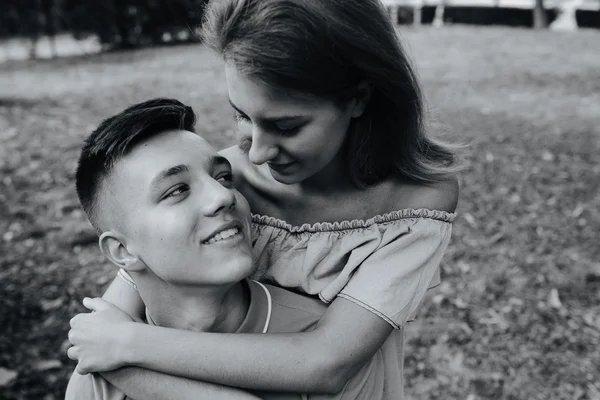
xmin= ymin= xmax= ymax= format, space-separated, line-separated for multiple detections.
xmin=297 ymin=150 xmax=354 ymax=194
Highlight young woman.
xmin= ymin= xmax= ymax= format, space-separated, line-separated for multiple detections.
xmin=67 ymin=0 xmax=460 ymax=398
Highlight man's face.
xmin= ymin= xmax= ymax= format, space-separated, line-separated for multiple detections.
xmin=102 ymin=130 xmax=254 ymax=287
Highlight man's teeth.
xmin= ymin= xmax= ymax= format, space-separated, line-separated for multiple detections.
xmin=206 ymin=227 xmax=240 ymax=244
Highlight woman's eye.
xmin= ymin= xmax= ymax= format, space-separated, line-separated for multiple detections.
xmin=238 ymin=136 xmax=252 ymax=154
xmin=274 ymin=124 xmax=301 ymax=136
xmin=163 ymin=185 xmax=189 ymax=199
xmin=233 ymin=111 xmax=250 ymax=123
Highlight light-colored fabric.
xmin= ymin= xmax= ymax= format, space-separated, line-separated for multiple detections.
xmin=117 ymin=269 xmax=137 ymax=290
xmin=65 ymin=280 xmax=394 ymax=399
xmin=258 ymin=283 xmax=399 ymax=400
xmin=65 ymin=370 xmax=129 ymax=400
xmin=251 ymin=208 xmax=455 ymax=329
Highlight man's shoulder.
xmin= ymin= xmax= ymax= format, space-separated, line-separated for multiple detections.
xmin=263 ymin=284 xmax=327 ymax=333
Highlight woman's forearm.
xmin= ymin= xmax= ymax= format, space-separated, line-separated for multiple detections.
xmin=123 ymin=298 xmax=394 ymax=393
xmin=126 ymin=324 xmax=342 ymax=393
xmin=102 ymin=367 xmax=262 ymax=400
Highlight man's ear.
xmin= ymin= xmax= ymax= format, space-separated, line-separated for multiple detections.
xmin=99 ymin=231 xmax=146 ymax=272
xmin=349 ymin=80 xmax=373 ymax=118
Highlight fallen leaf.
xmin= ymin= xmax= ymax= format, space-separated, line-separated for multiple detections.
xmin=96 ymin=275 xmax=110 ymax=285
xmin=453 ymin=298 xmax=469 ymax=309
xmin=33 ymin=360 xmax=62 ymax=371
xmin=458 ymin=322 xmax=473 ymax=336
xmin=548 ymin=288 xmax=562 ymax=309
xmin=432 ymin=294 xmax=445 ymax=305
xmin=463 ymin=212 xmax=478 ymax=228
xmin=572 ymin=204 xmax=584 ymax=218
xmin=508 ymin=297 xmax=524 ymax=307
xmin=41 ymin=297 xmax=64 ymax=311
xmin=457 ymin=261 xmax=471 ymax=273
xmin=0 ymin=367 xmax=18 ymax=387
xmin=583 ymin=312 xmax=599 ymax=330
xmin=541 ymin=150 xmax=555 ymax=161
xmin=479 ymin=309 xmax=509 ymax=330
xmin=486 ymin=232 xmax=504 ymax=245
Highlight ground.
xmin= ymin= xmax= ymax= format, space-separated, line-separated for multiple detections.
xmin=0 ymin=26 xmax=599 ymax=400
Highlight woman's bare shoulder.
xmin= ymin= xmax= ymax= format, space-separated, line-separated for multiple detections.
xmin=389 ymin=174 xmax=459 ymax=213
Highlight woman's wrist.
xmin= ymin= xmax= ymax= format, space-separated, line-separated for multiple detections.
xmin=120 ymin=321 xmax=145 ymax=366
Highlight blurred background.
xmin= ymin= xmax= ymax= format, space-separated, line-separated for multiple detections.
xmin=0 ymin=1 xmax=599 ymax=399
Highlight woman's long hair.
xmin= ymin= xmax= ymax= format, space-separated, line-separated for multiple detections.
xmin=203 ymin=0 xmax=461 ymax=186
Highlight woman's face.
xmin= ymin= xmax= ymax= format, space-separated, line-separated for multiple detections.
xmin=225 ymin=63 xmax=364 ymax=185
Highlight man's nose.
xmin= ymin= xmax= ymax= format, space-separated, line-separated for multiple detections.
xmin=202 ymin=179 xmax=237 ymax=216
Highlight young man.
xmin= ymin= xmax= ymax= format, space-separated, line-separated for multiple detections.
xmin=65 ymin=99 xmax=386 ymax=400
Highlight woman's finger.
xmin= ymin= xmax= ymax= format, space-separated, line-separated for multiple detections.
xmin=82 ymin=297 xmax=112 ymax=312
xmin=67 ymin=346 xmax=78 ymax=361
xmin=69 ymin=314 xmax=80 ymax=327
xmin=75 ymin=362 xmax=89 ymax=375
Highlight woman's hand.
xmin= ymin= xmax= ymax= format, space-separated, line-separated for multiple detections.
xmin=67 ymin=297 xmax=137 ymax=374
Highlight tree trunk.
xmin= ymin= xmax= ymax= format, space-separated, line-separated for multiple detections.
xmin=533 ymin=0 xmax=548 ymax=29
xmin=42 ymin=0 xmax=57 ymax=58
xmin=413 ymin=3 xmax=422 ymax=26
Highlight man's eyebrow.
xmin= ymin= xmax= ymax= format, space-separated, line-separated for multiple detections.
xmin=150 ymin=164 xmax=189 ymax=190
xmin=211 ymin=155 xmax=232 ymax=170
xmin=228 ymin=98 xmax=304 ymax=122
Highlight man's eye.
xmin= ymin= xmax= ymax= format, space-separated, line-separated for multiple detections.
xmin=217 ymin=173 xmax=235 ymax=186
xmin=163 ymin=185 xmax=189 ymax=199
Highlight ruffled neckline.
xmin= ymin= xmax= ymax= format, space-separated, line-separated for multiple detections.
xmin=251 ymin=208 xmax=456 ymax=233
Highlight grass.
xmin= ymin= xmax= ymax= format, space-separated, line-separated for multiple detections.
xmin=1 ymin=25 xmax=599 ymax=400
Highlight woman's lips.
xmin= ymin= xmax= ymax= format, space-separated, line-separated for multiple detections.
xmin=267 ymin=161 xmax=296 ymax=174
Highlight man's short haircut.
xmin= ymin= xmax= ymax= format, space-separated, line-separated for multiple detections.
xmin=75 ymin=98 xmax=196 ymax=233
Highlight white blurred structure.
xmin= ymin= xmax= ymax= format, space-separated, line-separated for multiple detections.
xmin=550 ymin=0 xmax=585 ymax=30
xmin=0 ymin=34 xmax=102 ymax=63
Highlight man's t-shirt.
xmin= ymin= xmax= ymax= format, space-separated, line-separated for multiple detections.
xmin=65 ymin=280 xmax=400 ymax=399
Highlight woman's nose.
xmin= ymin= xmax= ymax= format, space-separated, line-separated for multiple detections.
xmin=247 ymin=128 xmax=278 ymax=165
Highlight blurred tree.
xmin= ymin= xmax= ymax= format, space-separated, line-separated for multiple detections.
xmin=41 ymin=0 xmax=58 ymax=57
xmin=533 ymin=0 xmax=549 ymax=28
xmin=61 ymin=0 xmax=207 ymax=49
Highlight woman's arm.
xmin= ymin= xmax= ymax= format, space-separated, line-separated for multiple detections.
xmin=67 ymin=297 xmax=264 ymax=399
xmin=121 ymin=297 xmax=393 ymax=394
xmin=101 ymin=368 xmax=263 ymax=400
xmin=101 ymin=275 xmax=145 ymax=321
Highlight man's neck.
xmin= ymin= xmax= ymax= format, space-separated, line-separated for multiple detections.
xmin=138 ymin=280 xmax=250 ymax=333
